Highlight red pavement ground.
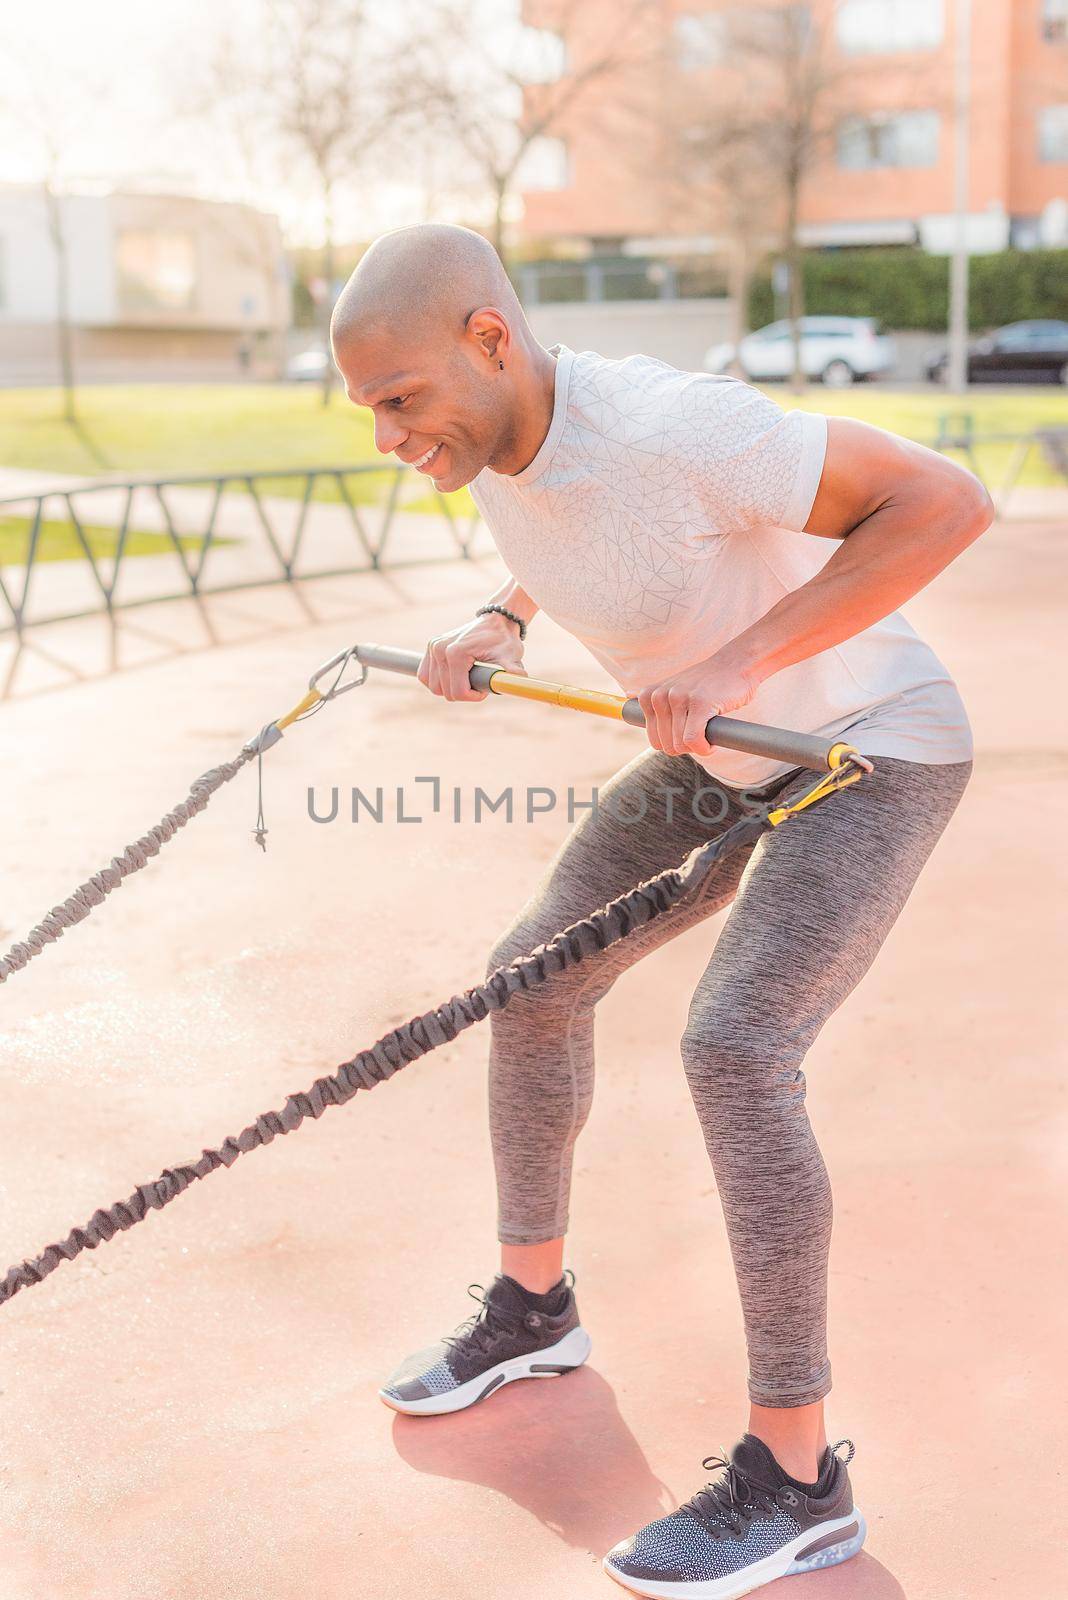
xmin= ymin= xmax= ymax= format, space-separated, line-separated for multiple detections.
xmin=1 ymin=520 xmax=1065 ymax=1599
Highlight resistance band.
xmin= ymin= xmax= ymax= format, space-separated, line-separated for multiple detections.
xmin=0 ymin=644 xmax=870 ymax=1306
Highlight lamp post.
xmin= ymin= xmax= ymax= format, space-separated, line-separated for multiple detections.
xmin=948 ymin=0 xmax=972 ymax=394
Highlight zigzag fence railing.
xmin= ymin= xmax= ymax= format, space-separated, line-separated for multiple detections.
xmin=0 ymin=464 xmax=485 ymax=638
xmin=2 ymin=427 xmax=1066 ymax=637
xmin=926 ymin=420 xmax=1068 ymax=516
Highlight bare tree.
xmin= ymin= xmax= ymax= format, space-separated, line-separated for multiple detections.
xmin=750 ymin=5 xmax=837 ymax=390
xmin=173 ymin=40 xmax=302 ymax=379
xmin=626 ymin=4 xmax=868 ymax=391
xmin=0 ymin=32 xmax=92 ymax=424
xmin=205 ymin=0 xmax=417 ymax=403
xmin=662 ymin=116 xmax=781 ymax=364
xmin=414 ymin=0 xmax=654 ymax=264
xmin=40 ymin=171 xmax=77 ymax=424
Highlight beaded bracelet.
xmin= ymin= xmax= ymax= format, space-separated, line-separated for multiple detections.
xmin=475 ymin=603 xmax=528 ymax=641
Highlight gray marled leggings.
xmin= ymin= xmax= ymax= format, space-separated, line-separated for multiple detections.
xmin=485 ymin=750 xmax=972 ymax=1407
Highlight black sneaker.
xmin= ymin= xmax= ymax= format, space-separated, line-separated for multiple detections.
xmin=603 ymin=1433 xmax=866 ymax=1598
xmin=378 ymin=1271 xmax=591 ymax=1416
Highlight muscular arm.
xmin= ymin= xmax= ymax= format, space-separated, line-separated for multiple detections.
xmin=639 ymin=415 xmax=995 ymax=756
xmin=717 ymin=416 xmax=995 ymax=685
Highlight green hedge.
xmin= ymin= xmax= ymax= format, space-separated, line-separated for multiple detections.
xmin=748 ymin=248 xmax=1068 ymax=332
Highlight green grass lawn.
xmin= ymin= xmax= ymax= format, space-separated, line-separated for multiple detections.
xmin=0 ymin=385 xmax=376 ymax=478
xmin=1 ymin=381 xmax=1066 ymax=496
xmin=0 ymin=517 xmax=235 ymax=566
xmin=0 ymin=385 xmax=478 ymax=517
xmin=765 ymin=384 xmax=1068 ymax=493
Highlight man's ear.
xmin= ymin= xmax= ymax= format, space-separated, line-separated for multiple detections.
xmin=465 ymin=307 xmax=509 ymax=365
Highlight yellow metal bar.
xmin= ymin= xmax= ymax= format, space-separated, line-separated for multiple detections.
xmin=275 ymin=687 xmax=322 ymax=730
xmin=486 ymin=670 xmax=628 ymax=720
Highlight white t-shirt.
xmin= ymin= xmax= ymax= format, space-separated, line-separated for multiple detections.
xmin=469 ymin=343 xmax=973 ymax=787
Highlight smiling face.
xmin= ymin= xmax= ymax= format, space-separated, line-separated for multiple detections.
xmin=333 ymin=320 xmax=515 ymax=494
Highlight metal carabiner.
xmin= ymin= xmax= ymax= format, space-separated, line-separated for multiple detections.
xmin=308 ymin=644 xmax=368 ymax=700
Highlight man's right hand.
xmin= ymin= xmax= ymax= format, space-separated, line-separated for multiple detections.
xmin=417 ymin=612 xmax=528 ymax=701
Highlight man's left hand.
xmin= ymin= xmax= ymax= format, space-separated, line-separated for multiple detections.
xmin=636 ymin=653 xmax=757 ymax=757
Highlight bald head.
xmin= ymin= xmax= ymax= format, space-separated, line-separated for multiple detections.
xmin=329 ymin=224 xmax=555 ymax=494
xmin=330 ymin=224 xmax=526 ymax=353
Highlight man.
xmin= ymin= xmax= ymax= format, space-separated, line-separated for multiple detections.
xmin=330 ymin=224 xmax=990 ymax=1599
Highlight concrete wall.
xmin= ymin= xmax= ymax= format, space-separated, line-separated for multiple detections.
xmin=526 ymin=297 xmax=734 ymax=371
xmin=0 ymin=183 xmax=287 ymax=323
xmin=0 ymin=323 xmax=288 ymax=386
xmin=527 ymin=308 xmax=950 ymax=384
xmin=0 ymin=184 xmax=291 ymax=384
xmin=109 ymin=192 xmax=289 ymax=332
xmin=0 ymin=189 xmax=115 ymax=324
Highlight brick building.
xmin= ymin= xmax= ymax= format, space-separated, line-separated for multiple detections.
xmin=516 ymin=0 xmax=1068 ymax=258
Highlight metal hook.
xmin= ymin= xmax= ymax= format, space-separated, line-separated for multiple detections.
xmin=308 ymin=644 xmax=368 ymax=700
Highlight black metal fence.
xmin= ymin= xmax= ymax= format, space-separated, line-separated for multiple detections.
xmin=930 ymin=417 xmax=1068 ymax=500
xmin=0 ymin=463 xmax=485 ymax=637
xmin=2 ymin=426 xmax=1065 ymax=638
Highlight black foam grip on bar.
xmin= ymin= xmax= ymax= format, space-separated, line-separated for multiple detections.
xmin=619 ymin=699 xmax=838 ymax=773
xmin=352 ymin=642 xmax=841 ymax=772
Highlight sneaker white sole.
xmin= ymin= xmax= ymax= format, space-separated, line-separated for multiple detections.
xmin=378 ymin=1324 xmax=593 ymax=1416
xmin=602 ymin=1508 xmax=867 ymax=1599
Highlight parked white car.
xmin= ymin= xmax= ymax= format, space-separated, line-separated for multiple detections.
xmin=704 ymin=317 xmax=896 ymax=387
xmin=285 ymin=348 xmax=333 ymax=382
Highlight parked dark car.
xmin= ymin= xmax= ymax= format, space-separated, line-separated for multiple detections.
xmin=925 ymin=320 xmax=1068 ymax=384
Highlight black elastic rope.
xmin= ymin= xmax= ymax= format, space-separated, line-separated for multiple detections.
xmin=0 ymin=813 xmax=767 ymax=1308
xmin=0 ymin=750 xmax=256 ymax=985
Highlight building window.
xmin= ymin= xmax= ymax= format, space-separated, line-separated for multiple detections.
xmin=514 ymin=26 xmax=568 ymax=83
xmin=1043 ymin=0 xmax=1068 ymax=43
xmin=1039 ymin=105 xmax=1068 ymax=161
xmin=836 ymin=0 xmax=943 ymax=54
xmin=837 ymin=110 xmax=940 ymax=169
xmin=674 ymin=12 xmax=727 ymax=69
xmin=674 ymin=5 xmax=810 ymax=69
xmin=516 ymin=136 xmax=571 ymax=192
xmin=116 ymin=231 xmax=197 ymax=313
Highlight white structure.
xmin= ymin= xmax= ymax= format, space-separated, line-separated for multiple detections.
xmin=0 ymin=185 xmax=291 ymax=382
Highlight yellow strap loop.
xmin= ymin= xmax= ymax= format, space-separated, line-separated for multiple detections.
xmin=275 ymin=687 xmax=322 ymax=730
xmin=766 ymin=752 xmax=867 ymax=828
